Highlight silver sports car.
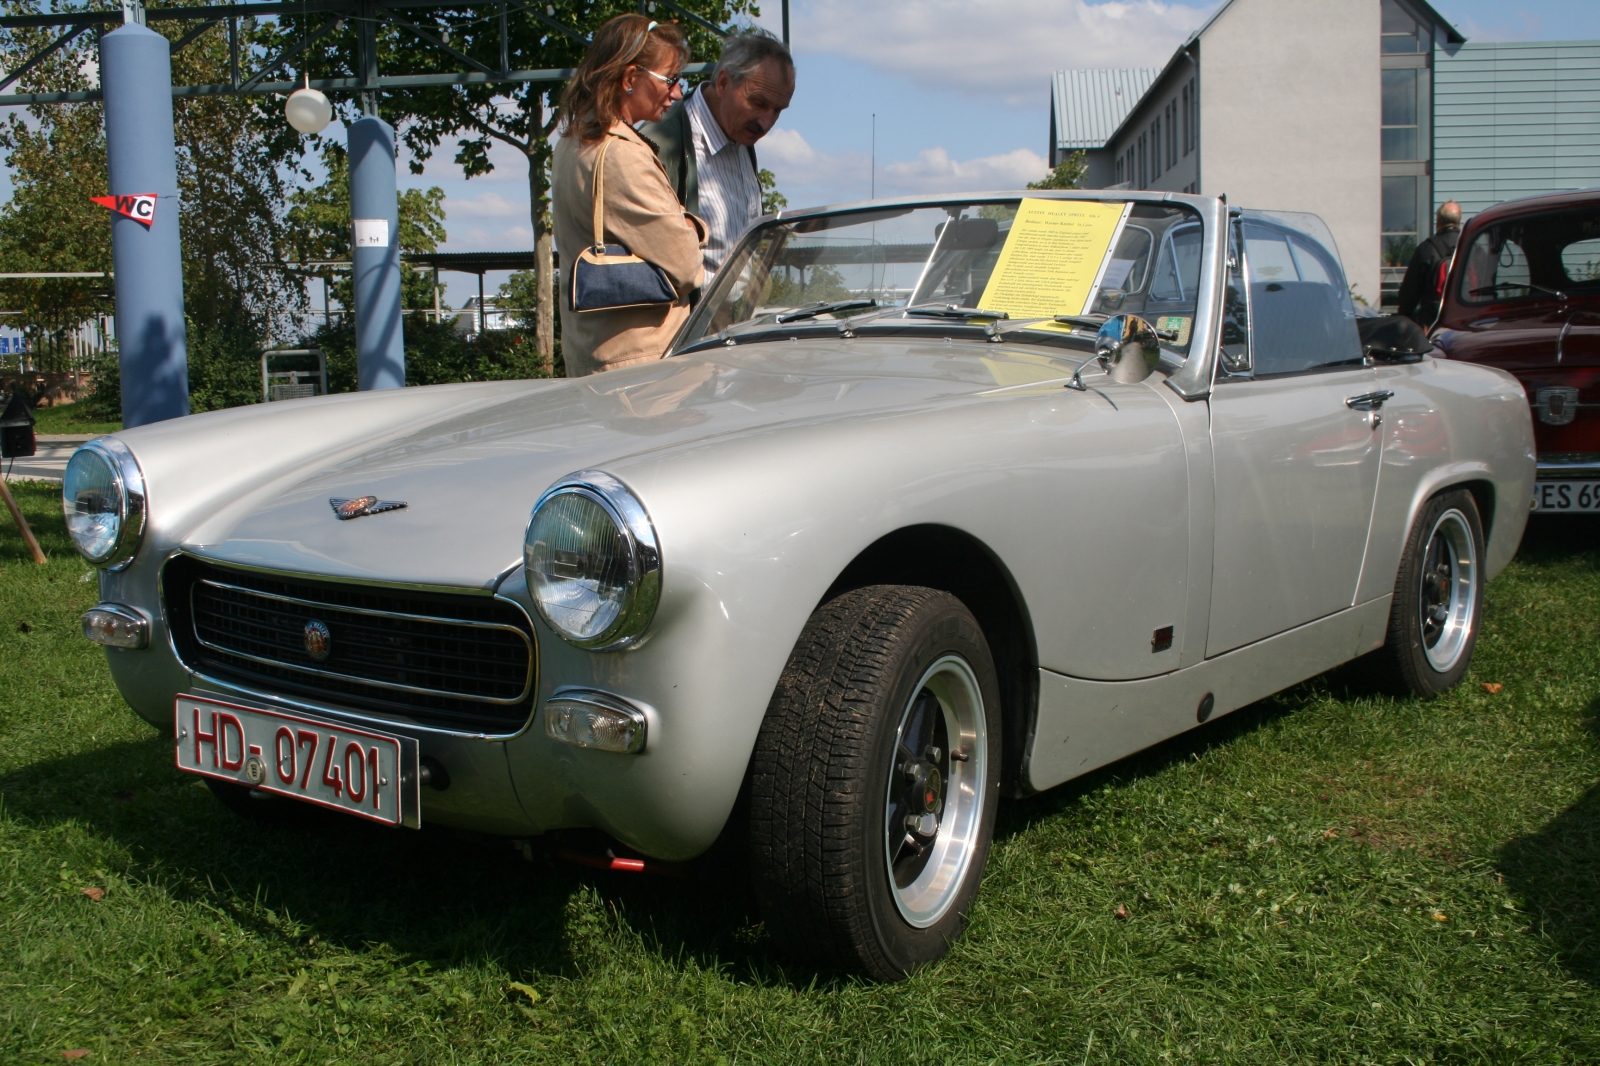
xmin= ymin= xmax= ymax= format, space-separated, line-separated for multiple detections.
xmin=65 ymin=191 xmax=1535 ymax=980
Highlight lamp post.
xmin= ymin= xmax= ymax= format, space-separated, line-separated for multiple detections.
xmin=283 ymin=73 xmax=403 ymax=391
xmin=101 ymin=15 xmax=189 ymax=427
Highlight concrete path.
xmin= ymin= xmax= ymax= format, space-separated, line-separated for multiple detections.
xmin=3 ymin=434 xmax=93 ymax=484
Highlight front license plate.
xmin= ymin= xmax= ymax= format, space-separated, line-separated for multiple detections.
xmin=175 ymin=694 xmax=420 ymax=827
xmin=1532 ymin=481 xmax=1600 ymax=512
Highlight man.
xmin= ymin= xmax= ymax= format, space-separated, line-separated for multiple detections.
xmin=639 ymin=28 xmax=795 ymax=284
xmin=1397 ymin=201 xmax=1463 ymax=328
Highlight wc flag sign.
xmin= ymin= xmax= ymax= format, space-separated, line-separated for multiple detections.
xmin=91 ymin=193 xmax=157 ymax=226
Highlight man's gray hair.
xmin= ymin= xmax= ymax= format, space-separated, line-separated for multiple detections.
xmin=717 ymin=27 xmax=793 ymax=82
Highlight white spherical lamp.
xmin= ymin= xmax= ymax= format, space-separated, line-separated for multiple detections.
xmin=285 ymin=80 xmax=332 ymax=135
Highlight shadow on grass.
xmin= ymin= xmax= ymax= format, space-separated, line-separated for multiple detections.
xmin=1498 ymin=699 xmax=1600 ymax=988
xmin=0 ymin=730 xmax=801 ymax=989
xmin=1513 ymin=513 xmax=1600 ymax=567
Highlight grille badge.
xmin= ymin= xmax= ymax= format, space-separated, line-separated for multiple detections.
xmin=303 ymin=619 xmax=332 ymax=661
xmin=1536 ymin=386 xmax=1580 ymax=426
xmin=330 ymin=496 xmax=407 ymax=520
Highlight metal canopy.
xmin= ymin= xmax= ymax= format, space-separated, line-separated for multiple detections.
xmin=0 ymin=0 xmax=784 ymax=107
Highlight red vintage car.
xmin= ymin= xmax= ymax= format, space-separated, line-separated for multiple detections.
xmin=1433 ymin=188 xmax=1600 ymax=513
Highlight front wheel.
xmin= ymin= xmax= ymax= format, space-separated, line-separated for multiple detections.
xmin=1379 ymin=488 xmax=1485 ymax=697
xmin=748 ymin=586 xmax=1002 ymax=980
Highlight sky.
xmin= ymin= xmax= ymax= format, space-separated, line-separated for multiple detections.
xmin=5 ymin=0 xmax=1600 ymax=311
xmin=397 ymin=0 xmax=1600 ymax=307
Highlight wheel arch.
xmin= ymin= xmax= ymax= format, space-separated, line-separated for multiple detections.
xmin=821 ymin=524 xmax=1040 ymax=797
xmin=1449 ymin=478 xmax=1496 ymax=544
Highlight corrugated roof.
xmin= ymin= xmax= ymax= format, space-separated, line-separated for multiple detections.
xmin=1051 ymin=68 xmax=1161 ymax=150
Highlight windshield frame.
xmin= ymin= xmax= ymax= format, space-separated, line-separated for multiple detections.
xmin=667 ymin=189 xmax=1227 ymax=401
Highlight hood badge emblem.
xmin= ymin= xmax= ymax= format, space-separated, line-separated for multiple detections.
xmin=330 ymin=496 xmax=407 ymax=520
xmin=303 ymin=619 xmax=332 ymax=662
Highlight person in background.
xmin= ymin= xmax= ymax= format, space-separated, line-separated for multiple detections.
xmin=1398 ymin=200 xmax=1463 ymax=328
xmin=639 ymin=27 xmax=795 ymax=286
xmin=552 ymin=15 xmax=706 ymax=377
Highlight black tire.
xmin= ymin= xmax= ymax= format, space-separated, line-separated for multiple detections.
xmin=205 ymin=778 xmax=331 ymax=829
xmin=1378 ymin=488 xmax=1485 ymax=697
xmin=748 ymin=585 xmax=1002 ymax=980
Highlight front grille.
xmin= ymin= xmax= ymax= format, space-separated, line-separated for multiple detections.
xmin=164 ymin=556 xmax=536 ymax=734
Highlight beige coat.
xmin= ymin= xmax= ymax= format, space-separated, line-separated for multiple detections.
xmin=553 ymin=122 xmax=706 ymax=377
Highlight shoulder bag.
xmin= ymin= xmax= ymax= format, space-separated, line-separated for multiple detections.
xmin=570 ymin=137 xmax=680 ymax=313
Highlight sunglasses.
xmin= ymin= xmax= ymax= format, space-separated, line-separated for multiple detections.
xmin=640 ymin=67 xmax=685 ymax=93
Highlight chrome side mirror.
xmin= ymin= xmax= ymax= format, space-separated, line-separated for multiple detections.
xmin=1095 ymin=315 xmax=1161 ymax=385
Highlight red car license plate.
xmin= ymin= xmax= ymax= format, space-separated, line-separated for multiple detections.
xmin=175 ymin=694 xmax=420 ymax=827
xmin=1532 ymin=480 xmax=1600 ymax=512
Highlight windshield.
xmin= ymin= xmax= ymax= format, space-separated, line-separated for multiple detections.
xmin=674 ymin=197 xmax=1207 ymax=356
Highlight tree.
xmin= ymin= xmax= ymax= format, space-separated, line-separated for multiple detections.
xmin=0 ymin=13 xmax=113 ymax=375
xmin=287 ymin=144 xmax=448 ymax=313
xmin=264 ymin=1 xmax=758 ymax=372
xmin=1028 ymin=151 xmax=1088 ymax=191
xmin=760 ymin=168 xmax=787 ymax=215
xmin=0 ymin=10 xmax=325 ymax=409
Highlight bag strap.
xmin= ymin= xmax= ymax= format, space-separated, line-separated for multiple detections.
xmin=590 ymin=137 xmax=612 ymax=252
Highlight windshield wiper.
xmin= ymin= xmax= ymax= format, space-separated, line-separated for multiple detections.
xmin=903 ymin=302 xmax=1009 ymax=320
xmin=1469 ymin=282 xmax=1567 ymax=300
xmin=774 ymin=298 xmax=877 ymax=323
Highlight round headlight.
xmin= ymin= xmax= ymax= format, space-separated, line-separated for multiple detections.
xmin=523 ymin=470 xmax=660 ymax=650
xmin=62 ymin=438 xmax=145 ymax=569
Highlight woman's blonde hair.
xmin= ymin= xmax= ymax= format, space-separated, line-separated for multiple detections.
xmin=559 ymin=15 xmax=688 ymax=142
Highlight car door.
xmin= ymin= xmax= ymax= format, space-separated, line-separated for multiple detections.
xmin=1206 ymin=214 xmax=1384 ymax=657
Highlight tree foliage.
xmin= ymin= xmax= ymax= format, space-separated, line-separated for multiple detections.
xmin=0 ymin=8 xmax=310 ymax=402
xmin=0 ymin=10 xmax=113 ymax=375
xmin=287 ymin=145 xmax=448 ymax=311
xmin=255 ymin=0 xmax=759 ymax=368
xmin=1027 ymin=151 xmax=1088 ymax=191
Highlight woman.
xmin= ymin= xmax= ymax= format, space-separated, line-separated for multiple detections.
xmin=553 ymin=15 xmax=706 ymax=377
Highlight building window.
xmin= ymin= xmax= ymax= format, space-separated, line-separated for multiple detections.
xmin=1181 ymin=86 xmax=1189 ymax=154
xmin=1382 ymin=174 xmax=1423 ymax=266
xmin=1152 ymin=118 xmax=1161 ymax=175
xmin=1185 ymin=78 xmax=1198 ymax=157
xmin=1138 ymin=133 xmax=1146 ymax=189
xmin=1382 ymin=0 xmax=1427 ymax=53
xmin=1382 ymin=68 xmax=1419 ymax=160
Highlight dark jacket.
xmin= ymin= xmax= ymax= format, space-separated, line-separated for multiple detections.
xmin=637 ymin=87 xmax=759 ymax=217
xmin=1397 ymin=226 xmax=1461 ymax=327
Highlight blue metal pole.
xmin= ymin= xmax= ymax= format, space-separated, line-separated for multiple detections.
xmin=101 ymin=22 xmax=189 ymax=427
xmin=349 ymin=117 xmax=405 ymax=390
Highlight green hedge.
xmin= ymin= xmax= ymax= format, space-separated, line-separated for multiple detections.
xmin=82 ymin=318 xmax=563 ymax=419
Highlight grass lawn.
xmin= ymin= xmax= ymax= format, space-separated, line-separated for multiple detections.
xmin=29 ymin=402 xmax=122 ymax=437
xmin=3 ymin=478 xmax=1598 ymax=1064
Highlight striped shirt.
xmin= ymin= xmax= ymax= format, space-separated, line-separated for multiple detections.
xmin=686 ymin=86 xmax=761 ymax=284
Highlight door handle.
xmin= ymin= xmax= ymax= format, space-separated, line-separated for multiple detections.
xmin=1345 ymin=390 xmax=1395 ymax=411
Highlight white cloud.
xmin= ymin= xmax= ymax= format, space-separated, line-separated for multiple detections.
xmin=445 ymin=191 xmax=528 ymax=220
xmin=763 ymin=128 xmax=1052 ymax=205
xmin=794 ymin=0 xmax=1212 ymax=105
xmin=447 ymin=225 xmax=534 ymax=253
xmin=882 ymin=146 xmax=1052 ymax=194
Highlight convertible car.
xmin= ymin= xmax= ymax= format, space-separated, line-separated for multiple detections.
xmin=66 ymin=191 xmax=1534 ymax=980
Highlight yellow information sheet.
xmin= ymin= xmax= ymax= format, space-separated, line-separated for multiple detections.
xmin=976 ymin=199 xmax=1130 ymax=320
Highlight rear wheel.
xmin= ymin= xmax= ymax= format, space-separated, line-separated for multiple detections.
xmin=748 ymin=585 xmax=1002 ymax=980
xmin=1379 ymin=488 xmax=1484 ymax=697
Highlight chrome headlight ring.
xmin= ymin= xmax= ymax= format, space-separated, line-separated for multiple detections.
xmin=61 ymin=437 xmax=147 ymax=571
xmin=523 ymin=469 xmax=661 ymax=651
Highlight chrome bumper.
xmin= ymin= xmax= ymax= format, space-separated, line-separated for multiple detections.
xmin=1537 ymin=454 xmax=1600 ymax=480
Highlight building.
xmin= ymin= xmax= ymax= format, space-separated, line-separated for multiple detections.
xmin=1433 ymin=39 xmax=1600 ymax=216
xmin=1048 ymin=68 xmax=1159 ymax=189
xmin=1050 ymin=0 xmax=1466 ymax=306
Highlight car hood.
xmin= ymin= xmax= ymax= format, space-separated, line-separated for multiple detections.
xmin=122 ymin=339 xmax=1101 ymax=588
